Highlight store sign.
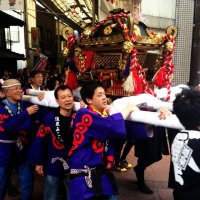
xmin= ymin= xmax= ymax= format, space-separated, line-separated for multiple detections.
xmin=33 ymin=54 xmax=48 ymax=71
xmin=0 ymin=0 xmax=24 ymax=10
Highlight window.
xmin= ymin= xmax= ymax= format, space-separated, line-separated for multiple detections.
xmin=5 ymin=26 xmax=19 ymax=43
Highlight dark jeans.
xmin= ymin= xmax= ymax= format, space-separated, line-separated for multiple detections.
xmin=44 ymin=175 xmax=69 ymax=200
xmin=0 ymin=161 xmax=33 ymax=200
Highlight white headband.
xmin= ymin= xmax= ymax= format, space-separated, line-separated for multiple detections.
xmin=2 ymin=83 xmax=21 ymax=89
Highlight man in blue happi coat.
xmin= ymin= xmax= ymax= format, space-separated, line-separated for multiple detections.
xmin=29 ymin=85 xmax=76 ymax=200
xmin=67 ymin=81 xmax=138 ymax=200
xmin=0 ymin=79 xmax=39 ymax=200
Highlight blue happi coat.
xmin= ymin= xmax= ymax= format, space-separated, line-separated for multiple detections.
xmin=67 ymin=107 xmax=126 ymax=200
xmin=0 ymin=101 xmax=34 ymax=167
xmin=29 ymin=108 xmax=74 ymax=176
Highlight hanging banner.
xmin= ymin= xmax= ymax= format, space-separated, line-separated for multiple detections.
xmin=31 ymin=27 xmax=39 ymax=48
xmin=0 ymin=0 xmax=24 ymax=10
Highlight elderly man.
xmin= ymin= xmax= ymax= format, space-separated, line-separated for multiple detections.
xmin=0 ymin=79 xmax=39 ymax=200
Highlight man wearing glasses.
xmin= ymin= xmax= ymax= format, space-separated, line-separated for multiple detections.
xmin=0 ymin=79 xmax=39 ymax=200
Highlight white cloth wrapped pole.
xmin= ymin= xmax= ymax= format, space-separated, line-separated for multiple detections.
xmin=111 ymin=94 xmax=183 ymax=130
xmin=22 ymin=95 xmax=81 ymax=110
xmin=154 ymin=84 xmax=189 ymax=102
xmin=26 ymin=85 xmax=188 ymax=110
xmin=26 ymin=89 xmax=82 ymax=107
xmin=127 ymin=110 xmax=184 ymax=130
xmin=23 ymin=93 xmax=173 ymax=111
xmin=22 ymin=88 xmax=185 ymax=130
xmin=111 ymin=94 xmax=173 ymax=111
xmin=27 ymin=89 xmax=42 ymax=96
xmin=22 ymin=95 xmax=49 ymax=107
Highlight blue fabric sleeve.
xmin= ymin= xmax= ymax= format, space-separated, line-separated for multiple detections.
xmin=0 ymin=108 xmax=31 ymax=134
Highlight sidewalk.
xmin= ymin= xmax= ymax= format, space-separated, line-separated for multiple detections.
xmin=115 ymin=150 xmax=173 ymax=200
xmin=6 ymin=151 xmax=173 ymax=200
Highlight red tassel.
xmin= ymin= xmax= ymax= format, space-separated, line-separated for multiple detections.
xmin=131 ymin=67 xmax=143 ymax=94
xmin=65 ymin=71 xmax=78 ymax=90
xmin=152 ymin=67 xmax=167 ymax=88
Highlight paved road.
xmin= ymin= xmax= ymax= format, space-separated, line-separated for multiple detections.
xmin=115 ymin=152 xmax=173 ymax=200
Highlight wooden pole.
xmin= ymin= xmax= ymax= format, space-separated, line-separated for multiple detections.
xmin=92 ymin=0 xmax=95 ymax=25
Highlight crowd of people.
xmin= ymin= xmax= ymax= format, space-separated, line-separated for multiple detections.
xmin=0 ymin=69 xmax=200 ymax=200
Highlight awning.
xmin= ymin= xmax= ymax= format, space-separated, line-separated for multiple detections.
xmin=0 ymin=50 xmax=25 ymax=60
xmin=0 ymin=11 xmax=25 ymax=27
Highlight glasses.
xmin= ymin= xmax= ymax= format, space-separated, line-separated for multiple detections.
xmin=8 ymin=86 xmax=23 ymax=91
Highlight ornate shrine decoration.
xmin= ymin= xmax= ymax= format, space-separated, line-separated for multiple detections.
xmin=64 ymin=8 xmax=177 ymax=101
